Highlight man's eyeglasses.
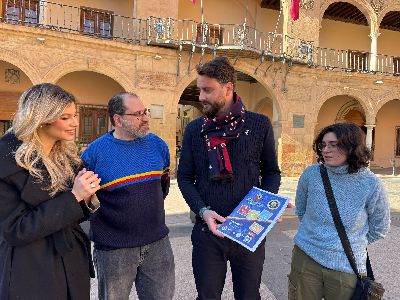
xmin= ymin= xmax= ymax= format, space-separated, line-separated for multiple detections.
xmin=317 ymin=142 xmax=338 ymax=151
xmin=122 ymin=108 xmax=150 ymax=119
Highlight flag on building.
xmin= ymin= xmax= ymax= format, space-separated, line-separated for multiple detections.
xmin=290 ymin=0 xmax=300 ymax=21
xmin=190 ymin=0 xmax=196 ymax=4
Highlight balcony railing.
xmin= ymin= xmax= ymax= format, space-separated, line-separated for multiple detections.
xmin=0 ymin=0 xmax=399 ymax=76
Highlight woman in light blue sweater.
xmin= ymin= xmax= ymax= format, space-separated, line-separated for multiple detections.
xmin=288 ymin=123 xmax=390 ymax=300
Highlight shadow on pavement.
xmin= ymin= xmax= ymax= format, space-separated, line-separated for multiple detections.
xmin=391 ymin=209 xmax=400 ymax=227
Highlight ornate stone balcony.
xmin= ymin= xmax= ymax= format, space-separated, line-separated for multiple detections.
xmin=1 ymin=0 xmax=399 ymax=76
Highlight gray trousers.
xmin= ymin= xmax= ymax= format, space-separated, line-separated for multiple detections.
xmin=94 ymin=236 xmax=175 ymax=300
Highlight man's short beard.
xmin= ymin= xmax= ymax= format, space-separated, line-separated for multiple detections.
xmin=130 ymin=128 xmax=148 ymax=139
xmin=122 ymin=123 xmax=149 ymax=139
xmin=203 ymin=101 xmax=224 ymax=118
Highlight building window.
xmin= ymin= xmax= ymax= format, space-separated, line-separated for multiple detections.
xmin=347 ymin=50 xmax=369 ymax=72
xmin=0 ymin=120 xmax=11 ymax=136
xmin=396 ymin=127 xmax=400 ymax=157
xmin=79 ymin=106 xmax=109 ymax=144
xmin=80 ymin=7 xmax=113 ymax=37
xmin=2 ymin=0 xmax=39 ymax=25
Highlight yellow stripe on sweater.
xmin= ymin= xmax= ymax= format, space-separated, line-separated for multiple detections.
xmin=101 ymin=170 xmax=163 ymax=189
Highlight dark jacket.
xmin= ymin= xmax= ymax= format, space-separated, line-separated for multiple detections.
xmin=177 ymin=111 xmax=281 ymax=218
xmin=0 ymin=132 xmax=95 ymax=300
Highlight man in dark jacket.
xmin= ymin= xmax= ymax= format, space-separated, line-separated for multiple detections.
xmin=177 ymin=57 xmax=281 ymax=300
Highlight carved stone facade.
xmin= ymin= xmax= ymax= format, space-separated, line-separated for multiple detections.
xmin=0 ymin=1 xmax=399 ymax=175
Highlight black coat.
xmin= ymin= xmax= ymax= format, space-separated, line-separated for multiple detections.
xmin=0 ymin=133 xmax=95 ymax=300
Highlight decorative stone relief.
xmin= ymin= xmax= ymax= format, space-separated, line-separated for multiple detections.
xmin=370 ymin=0 xmax=384 ymax=15
xmin=300 ymin=0 xmax=315 ymax=10
xmin=136 ymin=71 xmax=176 ymax=89
xmin=5 ymin=68 xmax=20 ymax=84
xmin=87 ymin=57 xmax=98 ymax=69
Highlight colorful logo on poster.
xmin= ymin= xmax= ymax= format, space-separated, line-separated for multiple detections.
xmin=237 ymin=205 xmax=251 ymax=216
xmin=258 ymin=209 xmax=273 ymax=221
xmin=253 ymin=193 xmax=263 ymax=202
xmin=267 ymin=199 xmax=280 ymax=210
xmin=247 ymin=210 xmax=261 ymax=220
xmin=249 ymin=222 xmax=264 ymax=234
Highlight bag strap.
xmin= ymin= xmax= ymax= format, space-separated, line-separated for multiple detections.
xmin=319 ymin=164 xmax=362 ymax=279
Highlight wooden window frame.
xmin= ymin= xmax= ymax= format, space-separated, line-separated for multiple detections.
xmin=80 ymin=6 xmax=114 ymax=37
xmin=2 ymin=0 xmax=39 ymax=25
xmin=78 ymin=105 xmax=109 ymax=145
xmin=347 ymin=50 xmax=369 ymax=72
xmin=0 ymin=120 xmax=12 ymax=136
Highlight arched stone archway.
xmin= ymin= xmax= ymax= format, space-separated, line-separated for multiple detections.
xmin=319 ymin=0 xmax=378 ymax=32
xmin=377 ymin=5 xmax=400 ymax=25
xmin=0 ymin=60 xmax=35 ymax=129
xmin=373 ymin=99 xmax=400 ymax=168
xmin=315 ymin=94 xmax=367 ymax=139
xmin=43 ymin=59 xmax=134 ymax=92
xmin=374 ymin=91 xmax=400 ymax=115
xmin=335 ymin=99 xmax=365 ymax=125
xmin=0 ymin=49 xmax=41 ymax=84
xmin=55 ymin=71 xmax=126 ymax=144
xmin=314 ymin=87 xmax=373 ymax=123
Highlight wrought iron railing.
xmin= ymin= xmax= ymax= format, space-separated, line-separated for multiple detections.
xmin=0 ymin=0 xmax=399 ymax=76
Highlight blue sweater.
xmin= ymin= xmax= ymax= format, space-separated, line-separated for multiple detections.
xmin=81 ymin=131 xmax=170 ymax=249
xmin=177 ymin=112 xmax=281 ymax=218
xmin=295 ymin=164 xmax=390 ymax=274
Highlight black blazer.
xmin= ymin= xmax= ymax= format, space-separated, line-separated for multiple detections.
xmin=0 ymin=132 xmax=94 ymax=300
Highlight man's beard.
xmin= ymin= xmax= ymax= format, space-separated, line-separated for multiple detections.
xmin=202 ymin=100 xmax=225 ymax=118
xmin=122 ymin=123 xmax=149 ymax=139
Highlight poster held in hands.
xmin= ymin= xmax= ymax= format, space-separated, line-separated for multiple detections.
xmin=217 ymin=187 xmax=290 ymax=252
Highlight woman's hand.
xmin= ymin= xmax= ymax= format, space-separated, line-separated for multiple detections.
xmin=71 ymin=168 xmax=101 ymax=202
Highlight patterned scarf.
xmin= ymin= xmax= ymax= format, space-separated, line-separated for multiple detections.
xmin=201 ymin=93 xmax=246 ymax=181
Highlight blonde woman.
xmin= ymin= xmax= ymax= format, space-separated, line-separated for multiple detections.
xmin=0 ymin=83 xmax=101 ymax=300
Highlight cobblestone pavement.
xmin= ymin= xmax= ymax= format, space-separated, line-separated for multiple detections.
xmin=90 ymin=174 xmax=400 ymax=299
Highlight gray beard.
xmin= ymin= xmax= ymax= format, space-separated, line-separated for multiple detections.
xmin=122 ymin=124 xmax=149 ymax=139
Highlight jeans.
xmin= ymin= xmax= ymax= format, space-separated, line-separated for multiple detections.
xmin=191 ymin=221 xmax=266 ymax=300
xmin=288 ymin=245 xmax=359 ymax=300
xmin=94 ymin=235 xmax=175 ymax=300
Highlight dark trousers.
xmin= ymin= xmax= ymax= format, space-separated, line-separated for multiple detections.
xmin=191 ymin=221 xmax=266 ymax=300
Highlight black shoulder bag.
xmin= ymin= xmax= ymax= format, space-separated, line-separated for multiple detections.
xmin=320 ymin=164 xmax=384 ymax=300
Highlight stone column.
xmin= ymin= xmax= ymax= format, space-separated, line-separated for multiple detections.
xmin=369 ymin=32 xmax=380 ymax=72
xmin=272 ymin=120 xmax=282 ymax=155
xmin=365 ymin=124 xmax=375 ymax=150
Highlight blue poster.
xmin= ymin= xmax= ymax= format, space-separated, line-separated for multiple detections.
xmin=217 ymin=187 xmax=290 ymax=252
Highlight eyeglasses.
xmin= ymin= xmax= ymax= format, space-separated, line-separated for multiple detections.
xmin=122 ymin=108 xmax=150 ymax=119
xmin=317 ymin=142 xmax=339 ymax=151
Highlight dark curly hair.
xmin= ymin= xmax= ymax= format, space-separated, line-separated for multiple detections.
xmin=196 ymin=56 xmax=236 ymax=85
xmin=313 ymin=122 xmax=371 ymax=173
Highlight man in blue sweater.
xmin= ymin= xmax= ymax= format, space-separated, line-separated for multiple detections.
xmin=177 ymin=57 xmax=281 ymax=300
xmin=81 ymin=92 xmax=174 ymax=300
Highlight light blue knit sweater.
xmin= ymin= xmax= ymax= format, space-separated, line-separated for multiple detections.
xmin=294 ymin=163 xmax=390 ymax=274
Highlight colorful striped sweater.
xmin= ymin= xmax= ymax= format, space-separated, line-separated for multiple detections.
xmin=81 ymin=131 xmax=170 ymax=249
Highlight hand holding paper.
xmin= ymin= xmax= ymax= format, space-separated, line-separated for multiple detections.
xmin=217 ymin=187 xmax=290 ymax=252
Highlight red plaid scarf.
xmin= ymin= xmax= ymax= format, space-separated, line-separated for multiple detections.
xmin=201 ymin=93 xmax=246 ymax=181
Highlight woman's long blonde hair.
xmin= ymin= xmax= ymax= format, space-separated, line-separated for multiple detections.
xmin=12 ymin=83 xmax=81 ymax=196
